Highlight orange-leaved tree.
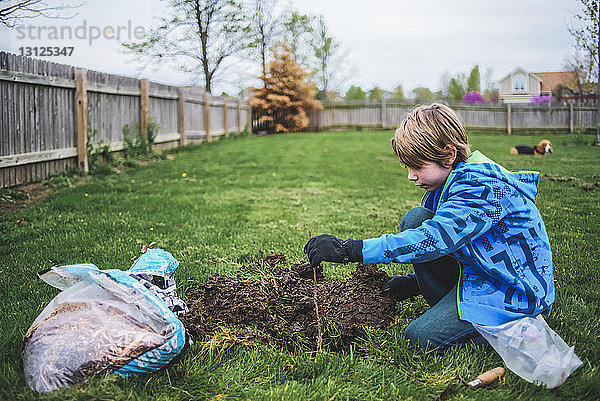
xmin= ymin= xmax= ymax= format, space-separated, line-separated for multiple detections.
xmin=251 ymin=42 xmax=321 ymax=133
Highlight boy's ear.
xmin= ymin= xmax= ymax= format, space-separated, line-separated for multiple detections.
xmin=444 ymin=145 xmax=457 ymax=168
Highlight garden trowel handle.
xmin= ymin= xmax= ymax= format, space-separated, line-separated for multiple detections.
xmin=467 ymin=367 xmax=505 ymax=387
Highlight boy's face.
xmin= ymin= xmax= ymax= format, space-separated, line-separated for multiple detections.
xmin=406 ymin=162 xmax=453 ymax=192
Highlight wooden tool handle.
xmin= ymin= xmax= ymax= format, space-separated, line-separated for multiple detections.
xmin=467 ymin=367 xmax=505 ymax=387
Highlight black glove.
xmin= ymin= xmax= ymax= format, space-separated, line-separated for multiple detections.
xmin=381 ymin=275 xmax=420 ymax=302
xmin=303 ymin=234 xmax=363 ymax=266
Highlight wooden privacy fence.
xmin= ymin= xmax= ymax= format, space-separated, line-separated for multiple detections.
xmin=310 ymin=100 xmax=597 ymax=133
xmin=0 ymin=52 xmax=251 ymax=188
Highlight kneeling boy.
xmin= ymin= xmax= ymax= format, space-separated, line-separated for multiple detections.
xmin=304 ymin=103 xmax=555 ymax=352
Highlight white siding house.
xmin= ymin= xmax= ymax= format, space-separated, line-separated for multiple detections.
xmin=499 ymin=67 xmax=543 ymax=103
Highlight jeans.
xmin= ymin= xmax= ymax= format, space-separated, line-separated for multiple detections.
xmin=400 ymin=207 xmax=486 ymax=353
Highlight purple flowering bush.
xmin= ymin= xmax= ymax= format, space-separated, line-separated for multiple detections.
xmin=531 ymin=95 xmax=553 ymax=104
xmin=462 ymin=91 xmax=486 ymax=103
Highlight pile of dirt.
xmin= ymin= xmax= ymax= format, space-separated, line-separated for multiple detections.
xmin=181 ymin=254 xmax=399 ymax=350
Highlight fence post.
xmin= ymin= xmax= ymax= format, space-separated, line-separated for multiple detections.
xmin=75 ymin=68 xmax=88 ymax=172
xmin=569 ymin=103 xmax=574 ymax=133
xmin=140 ymin=79 xmax=149 ymax=139
xmin=247 ymin=104 xmax=253 ymax=134
xmin=204 ymin=92 xmax=211 ymax=141
xmin=380 ymin=98 xmax=386 ymax=129
xmin=223 ymin=98 xmax=228 ymax=138
xmin=507 ymin=103 xmax=512 ymax=135
xmin=317 ymin=109 xmax=323 ymax=131
xmin=237 ymin=99 xmax=242 ymax=133
xmin=178 ymin=87 xmax=186 ymax=146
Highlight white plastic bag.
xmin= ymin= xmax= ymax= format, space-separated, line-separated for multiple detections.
xmin=473 ymin=315 xmax=582 ymax=388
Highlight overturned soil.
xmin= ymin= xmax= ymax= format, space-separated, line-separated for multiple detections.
xmin=181 ymin=254 xmax=399 ymax=350
xmin=0 ymin=183 xmax=51 ymax=215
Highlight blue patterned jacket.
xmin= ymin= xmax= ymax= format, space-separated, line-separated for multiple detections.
xmin=362 ymin=151 xmax=554 ymax=326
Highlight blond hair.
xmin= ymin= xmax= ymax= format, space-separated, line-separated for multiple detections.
xmin=392 ymin=103 xmax=470 ymax=169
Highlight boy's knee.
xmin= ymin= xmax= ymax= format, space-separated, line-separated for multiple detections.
xmin=400 ymin=207 xmax=434 ymax=231
xmin=404 ymin=318 xmax=487 ymax=354
xmin=404 ymin=320 xmax=434 ymax=352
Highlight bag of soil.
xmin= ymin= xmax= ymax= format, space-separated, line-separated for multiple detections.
xmin=22 ymin=249 xmax=188 ymax=393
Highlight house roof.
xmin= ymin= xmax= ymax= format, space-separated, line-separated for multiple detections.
xmin=532 ymin=71 xmax=578 ymax=92
xmin=500 ymin=67 xmax=542 ymax=83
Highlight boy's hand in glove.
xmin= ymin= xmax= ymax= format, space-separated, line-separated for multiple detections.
xmin=303 ymin=234 xmax=363 ymax=266
xmin=381 ymin=275 xmax=420 ymax=302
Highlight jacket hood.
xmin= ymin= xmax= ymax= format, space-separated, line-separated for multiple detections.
xmin=454 ymin=150 xmax=540 ymax=203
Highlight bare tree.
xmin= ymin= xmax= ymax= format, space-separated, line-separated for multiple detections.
xmin=569 ymin=0 xmax=600 ymax=142
xmin=123 ymin=0 xmax=251 ymax=94
xmin=439 ymin=70 xmax=451 ymax=99
xmin=250 ymin=0 xmax=282 ymax=85
xmin=565 ymin=52 xmax=590 ymax=99
xmin=309 ymin=15 xmax=347 ymax=100
xmin=282 ymin=10 xmax=313 ymax=65
xmin=0 ymin=0 xmax=80 ymax=27
xmin=482 ymin=67 xmax=499 ymax=102
xmin=482 ymin=68 xmax=495 ymax=91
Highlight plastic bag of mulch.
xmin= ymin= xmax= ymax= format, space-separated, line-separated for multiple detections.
xmin=473 ymin=314 xmax=582 ymax=388
xmin=22 ymin=248 xmax=189 ymax=393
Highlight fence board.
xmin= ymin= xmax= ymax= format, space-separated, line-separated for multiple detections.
xmin=149 ymin=95 xmax=179 ymax=136
xmin=1 ymin=82 xmax=6 ymax=157
xmin=210 ymin=104 xmax=223 ymax=134
xmin=184 ymin=99 xmax=205 ymax=137
xmin=227 ymin=103 xmax=238 ymax=132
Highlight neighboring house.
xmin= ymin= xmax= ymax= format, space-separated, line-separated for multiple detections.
xmin=534 ymin=71 xmax=578 ymax=95
xmin=498 ymin=67 xmax=578 ymax=103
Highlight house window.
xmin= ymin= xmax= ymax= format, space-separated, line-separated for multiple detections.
xmin=513 ymin=74 xmax=526 ymax=92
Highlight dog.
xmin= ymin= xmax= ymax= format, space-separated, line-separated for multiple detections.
xmin=510 ymin=140 xmax=553 ymax=156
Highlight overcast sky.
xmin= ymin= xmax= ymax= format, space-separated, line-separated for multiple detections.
xmin=0 ymin=0 xmax=583 ymax=96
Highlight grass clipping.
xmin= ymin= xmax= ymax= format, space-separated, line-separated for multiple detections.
xmin=181 ymin=255 xmax=397 ymax=351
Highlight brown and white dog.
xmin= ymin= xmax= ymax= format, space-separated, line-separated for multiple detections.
xmin=510 ymin=140 xmax=553 ymax=156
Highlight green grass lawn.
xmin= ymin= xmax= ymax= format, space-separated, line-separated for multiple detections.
xmin=1 ymin=131 xmax=599 ymax=400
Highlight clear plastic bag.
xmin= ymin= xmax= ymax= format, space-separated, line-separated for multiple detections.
xmin=473 ymin=315 xmax=582 ymax=388
xmin=22 ymin=249 xmax=187 ymax=393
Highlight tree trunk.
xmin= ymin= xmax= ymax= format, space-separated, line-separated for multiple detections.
xmin=205 ymin=75 xmax=211 ymax=94
xmin=202 ymin=43 xmax=211 ymax=93
xmin=262 ymin=41 xmax=266 ymax=88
